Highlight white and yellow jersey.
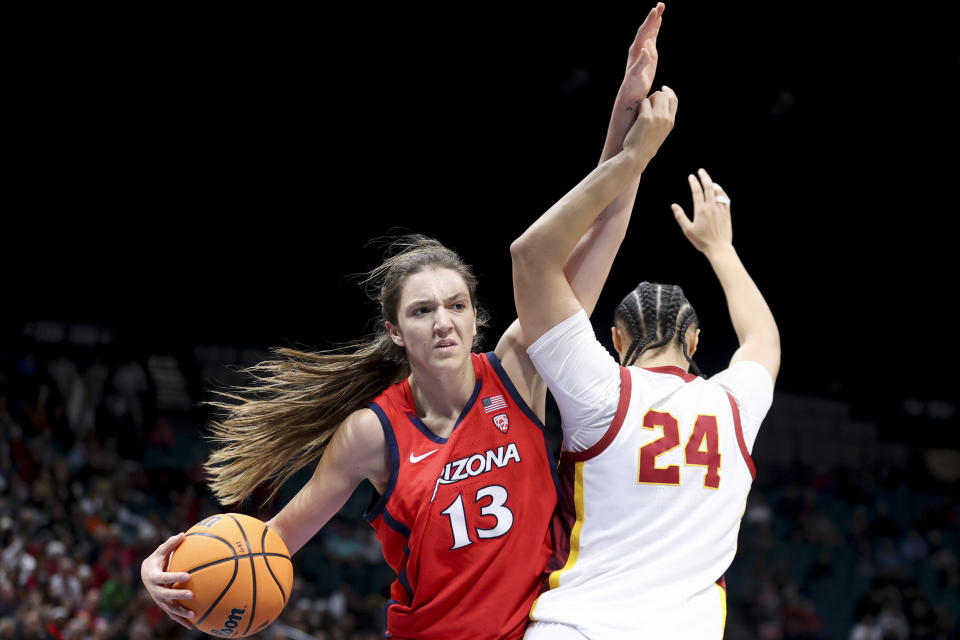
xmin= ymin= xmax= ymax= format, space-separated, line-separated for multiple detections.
xmin=525 ymin=311 xmax=773 ymax=640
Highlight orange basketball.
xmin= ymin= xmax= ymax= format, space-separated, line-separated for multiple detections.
xmin=168 ymin=513 xmax=293 ymax=638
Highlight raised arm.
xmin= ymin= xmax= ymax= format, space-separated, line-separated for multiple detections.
xmin=671 ymin=169 xmax=781 ymax=382
xmin=495 ymin=6 xmax=666 ymax=410
xmin=563 ymin=2 xmax=665 ymax=315
xmin=511 ymin=88 xmax=678 ymax=345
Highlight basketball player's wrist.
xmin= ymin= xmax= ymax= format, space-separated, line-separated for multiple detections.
xmin=616 ymin=146 xmax=650 ymax=175
xmin=703 ymin=242 xmax=737 ymax=264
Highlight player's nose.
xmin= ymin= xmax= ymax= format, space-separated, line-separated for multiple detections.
xmin=434 ymin=307 xmax=453 ymax=333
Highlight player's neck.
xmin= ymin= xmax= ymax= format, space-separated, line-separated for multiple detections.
xmin=407 ymin=358 xmax=477 ymax=425
xmin=631 ymin=346 xmax=690 ymax=371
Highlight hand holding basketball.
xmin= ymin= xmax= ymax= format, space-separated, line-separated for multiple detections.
xmin=140 ymin=532 xmax=196 ymax=629
xmin=167 ymin=513 xmax=294 ymax=638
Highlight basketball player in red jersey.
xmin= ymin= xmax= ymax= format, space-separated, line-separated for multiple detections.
xmin=141 ymin=6 xmax=668 ymax=638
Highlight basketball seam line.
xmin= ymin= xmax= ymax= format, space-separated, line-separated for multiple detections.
xmin=227 ymin=514 xmax=257 ymax=637
xmin=180 ymin=530 xmax=237 ymax=628
xmin=261 ymin=526 xmax=288 ymax=605
xmin=194 ymin=537 xmax=239 ymax=628
xmin=185 ymin=553 xmax=290 ymax=575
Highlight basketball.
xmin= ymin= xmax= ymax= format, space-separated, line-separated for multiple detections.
xmin=168 ymin=513 xmax=293 ymax=638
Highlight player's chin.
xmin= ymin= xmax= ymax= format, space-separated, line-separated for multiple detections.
xmin=430 ymin=344 xmax=467 ymax=364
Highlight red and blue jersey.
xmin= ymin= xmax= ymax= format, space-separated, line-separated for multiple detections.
xmin=364 ymin=351 xmax=558 ymax=640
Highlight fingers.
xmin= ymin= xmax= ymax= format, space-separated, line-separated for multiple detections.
xmin=153 ymin=585 xmax=196 ymax=623
xmin=159 ymin=588 xmax=194 ymax=600
xmin=662 ymin=85 xmax=678 ymax=118
xmin=648 ymin=86 xmax=677 ymax=115
xmin=160 ymin=600 xmax=196 ymax=626
xmin=688 ymin=173 xmax=705 ymax=208
xmin=170 ymin=614 xmax=196 ymax=630
xmin=156 ymin=573 xmax=193 ymax=598
xmin=638 ymin=95 xmax=654 ymax=118
xmin=698 ymin=168 xmax=715 ymax=205
xmin=627 ymin=47 xmax=651 ymax=81
xmin=713 ymin=182 xmax=732 ymax=208
xmin=671 ymin=203 xmax=693 ymax=233
xmin=627 ymin=4 xmax=664 ymax=67
xmin=155 ymin=533 xmax=186 ymax=558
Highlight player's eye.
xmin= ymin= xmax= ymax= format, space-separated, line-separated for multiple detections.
xmin=413 ymin=307 xmax=430 ymax=316
xmin=452 ymin=302 xmax=467 ymax=311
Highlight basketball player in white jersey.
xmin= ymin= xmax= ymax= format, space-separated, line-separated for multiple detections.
xmin=510 ymin=98 xmax=780 ymax=638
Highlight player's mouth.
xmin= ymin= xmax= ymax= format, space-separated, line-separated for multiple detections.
xmin=434 ymin=339 xmax=457 ymax=352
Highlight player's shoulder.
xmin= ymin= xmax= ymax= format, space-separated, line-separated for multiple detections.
xmin=708 ymin=360 xmax=775 ymax=418
xmin=338 ymin=407 xmax=387 ymax=451
xmin=709 ymin=360 xmax=775 ymax=393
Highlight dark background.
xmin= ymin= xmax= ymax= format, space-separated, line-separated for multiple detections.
xmin=3 ymin=4 xmax=959 ymax=639
xmin=8 ymin=3 xmax=958 ymax=414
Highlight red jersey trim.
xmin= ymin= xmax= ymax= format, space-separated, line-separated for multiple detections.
xmin=565 ymin=366 xmax=632 ymax=462
xmin=726 ymin=392 xmax=756 ymax=480
xmin=642 ymin=365 xmax=698 ymax=382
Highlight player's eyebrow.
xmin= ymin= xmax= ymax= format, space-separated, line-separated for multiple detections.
xmin=404 ymin=292 xmax=469 ymax=311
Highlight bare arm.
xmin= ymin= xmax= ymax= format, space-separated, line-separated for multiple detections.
xmin=511 ymin=88 xmax=678 ymax=346
xmin=671 ymin=169 xmax=781 ymax=382
xmin=563 ymin=2 xmax=664 ymax=315
xmin=141 ymin=409 xmax=387 ymax=628
xmin=267 ymin=408 xmax=387 ymax=555
xmin=496 ymin=5 xmax=665 ymax=406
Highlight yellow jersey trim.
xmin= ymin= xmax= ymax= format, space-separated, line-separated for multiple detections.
xmin=716 ymin=583 xmax=727 ymax=632
xmin=531 ymin=461 xmax=585 ymax=620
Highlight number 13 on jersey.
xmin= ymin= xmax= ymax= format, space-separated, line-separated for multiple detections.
xmin=638 ymin=410 xmax=721 ymax=489
xmin=441 ymin=485 xmax=514 ymax=550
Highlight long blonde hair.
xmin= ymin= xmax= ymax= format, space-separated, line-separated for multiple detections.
xmin=204 ymin=235 xmax=488 ymax=506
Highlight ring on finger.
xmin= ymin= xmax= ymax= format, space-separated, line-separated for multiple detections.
xmin=715 ymin=195 xmax=731 ymax=205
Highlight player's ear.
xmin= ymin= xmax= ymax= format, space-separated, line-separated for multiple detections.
xmin=611 ymin=326 xmax=625 ymax=363
xmin=386 ymin=321 xmax=405 ymax=347
xmin=688 ymin=327 xmax=700 ymax=358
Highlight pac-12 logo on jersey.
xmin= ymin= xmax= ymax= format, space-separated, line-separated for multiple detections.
xmin=492 ymin=413 xmax=509 ymax=433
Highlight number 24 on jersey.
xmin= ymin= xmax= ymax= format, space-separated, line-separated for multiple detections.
xmin=638 ymin=410 xmax=721 ymax=489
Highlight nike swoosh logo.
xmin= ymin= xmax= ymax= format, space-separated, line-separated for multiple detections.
xmin=409 ymin=449 xmax=440 ymax=464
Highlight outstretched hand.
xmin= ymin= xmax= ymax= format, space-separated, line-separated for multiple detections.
xmin=140 ymin=533 xmax=196 ymax=629
xmin=620 ymin=3 xmax=665 ymax=107
xmin=671 ymin=168 xmax=733 ymax=255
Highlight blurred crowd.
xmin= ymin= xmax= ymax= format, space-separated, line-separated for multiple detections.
xmin=0 ymin=347 xmax=390 ymax=639
xmin=727 ymin=465 xmax=959 ymax=639
xmin=1 ymin=342 xmax=957 ymax=639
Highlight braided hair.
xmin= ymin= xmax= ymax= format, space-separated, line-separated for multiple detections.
xmin=614 ymin=281 xmax=702 ymax=375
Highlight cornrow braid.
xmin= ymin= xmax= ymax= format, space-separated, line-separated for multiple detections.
xmin=614 ymin=282 xmax=701 ymax=373
xmin=628 ymin=282 xmax=663 ymax=364
xmin=677 ymin=306 xmax=703 ymax=376
xmin=619 ymin=291 xmax=647 ymax=366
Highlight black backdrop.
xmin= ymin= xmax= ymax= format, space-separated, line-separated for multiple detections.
xmin=6 ymin=3 xmax=958 ymax=429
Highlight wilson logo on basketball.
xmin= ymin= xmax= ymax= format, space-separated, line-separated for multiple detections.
xmin=210 ymin=607 xmax=246 ymax=637
xmin=492 ymin=413 xmax=509 ymax=433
